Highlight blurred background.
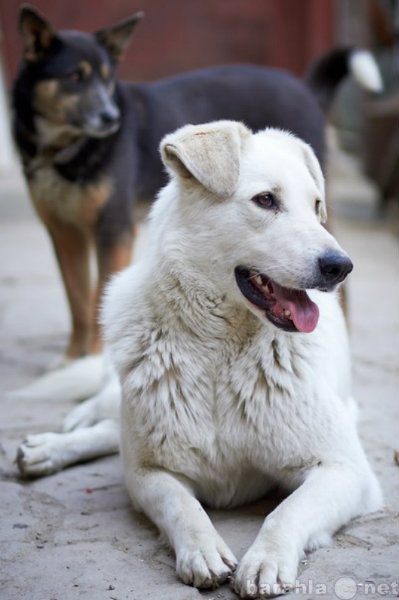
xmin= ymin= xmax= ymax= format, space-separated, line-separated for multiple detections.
xmin=0 ymin=0 xmax=398 ymax=211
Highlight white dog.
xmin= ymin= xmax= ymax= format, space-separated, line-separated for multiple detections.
xmin=18 ymin=121 xmax=382 ymax=598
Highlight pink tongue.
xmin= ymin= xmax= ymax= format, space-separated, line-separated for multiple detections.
xmin=272 ymin=282 xmax=319 ymax=333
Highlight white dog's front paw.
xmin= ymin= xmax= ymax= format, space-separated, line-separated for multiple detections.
xmin=176 ymin=532 xmax=237 ymax=589
xmin=233 ymin=543 xmax=297 ymax=598
xmin=17 ymin=433 xmax=65 ymax=477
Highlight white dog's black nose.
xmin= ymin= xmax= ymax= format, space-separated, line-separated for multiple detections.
xmin=318 ymin=251 xmax=353 ymax=287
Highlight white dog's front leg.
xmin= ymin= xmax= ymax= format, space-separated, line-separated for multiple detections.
xmin=126 ymin=470 xmax=237 ymax=589
xmin=17 ymin=419 xmax=119 ymax=477
xmin=234 ymin=463 xmax=382 ymax=598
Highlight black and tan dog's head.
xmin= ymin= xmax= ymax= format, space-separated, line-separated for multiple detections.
xmin=15 ymin=5 xmax=142 ymax=139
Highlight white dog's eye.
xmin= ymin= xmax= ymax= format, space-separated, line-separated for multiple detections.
xmin=315 ymin=199 xmax=321 ymax=215
xmin=251 ymin=192 xmax=277 ymax=210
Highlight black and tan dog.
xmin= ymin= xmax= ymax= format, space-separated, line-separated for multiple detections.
xmin=12 ymin=6 xmax=381 ymax=388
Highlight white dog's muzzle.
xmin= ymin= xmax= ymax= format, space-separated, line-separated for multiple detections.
xmin=234 ymin=250 xmax=352 ymax=333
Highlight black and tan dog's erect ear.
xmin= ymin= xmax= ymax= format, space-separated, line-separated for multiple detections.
xmin=161 ymin=120 xmax=251 ymax=198
xmin=19 ymin=4 xmax=58 ymax=62
xmin=95 ymin=12 xmax=143 ymax=64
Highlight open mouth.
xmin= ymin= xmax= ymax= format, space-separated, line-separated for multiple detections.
xmin=234 ymin=267 xmax=319 ymax=333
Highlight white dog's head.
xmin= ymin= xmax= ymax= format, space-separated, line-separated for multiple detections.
xmin=158 ymin=120 xmax=353 ymax=334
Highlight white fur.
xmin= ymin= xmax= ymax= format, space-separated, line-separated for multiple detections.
xmin=17 ymin=375 xmax=120 ymax=476
xmin=349 ymin=50 xmax=383 ymax=92
xmin=101 ymin=121 xmax=382 ymax=595
xmin=16 ymin=419 xmax=119 ymax=477
xmin=16 ymin=121 xmax=382 ymax=596
xmin=9 ymin=354 xmax=107 ymax=403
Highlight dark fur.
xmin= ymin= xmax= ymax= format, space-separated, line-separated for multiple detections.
xmin=12 ymin=6 xmax=353 ymax=359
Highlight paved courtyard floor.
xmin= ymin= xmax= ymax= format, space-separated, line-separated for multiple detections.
xmin=0 ymin=160 xmax=398 ymax=600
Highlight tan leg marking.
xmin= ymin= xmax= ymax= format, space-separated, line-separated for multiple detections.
xmin=90 ymin=233 xmax=134 ymax=354
xmin=47 ymin=220 xmax=93 ymax=359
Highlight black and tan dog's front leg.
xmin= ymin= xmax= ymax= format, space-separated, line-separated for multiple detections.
xmin=47 ymin=219 xmax=93 ymax=360
xmin=49 ymin=221 xmax=134 ymax=359
xmin=93 ymin=230 xmax=134 ymax=352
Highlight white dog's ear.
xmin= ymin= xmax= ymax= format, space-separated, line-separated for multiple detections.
xmin=300 ymin=141 xmax=327 ymax=223
xmin=161 ymin=120 xmax=251 ymax=197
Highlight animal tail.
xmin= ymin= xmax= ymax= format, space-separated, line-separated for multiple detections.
xmin=305 ymin=47 xmax=383 ymax=113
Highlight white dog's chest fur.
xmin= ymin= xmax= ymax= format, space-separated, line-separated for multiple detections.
xmin=117 ymin=275 xmax=350 ymax=508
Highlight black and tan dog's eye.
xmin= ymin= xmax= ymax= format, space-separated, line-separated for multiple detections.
xmin=63 ymin=68 xmax=85 ymax=83
xmin=65 ymin=62 xmax=92 ymax=83
xmin=66 ymin=69 xmax=83 ymax=82
xmin=251 ymin=192 xmax=277 ymax=210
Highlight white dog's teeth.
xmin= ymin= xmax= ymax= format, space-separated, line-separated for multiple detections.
xmin=283 ymin=308 xmax=291 ymax=318
xmin=256 ymin=275 xmax=263 ymax=286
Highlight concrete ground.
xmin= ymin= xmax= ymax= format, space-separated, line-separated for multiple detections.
xmin=0 ymin=154 xmax=398 ymax=600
